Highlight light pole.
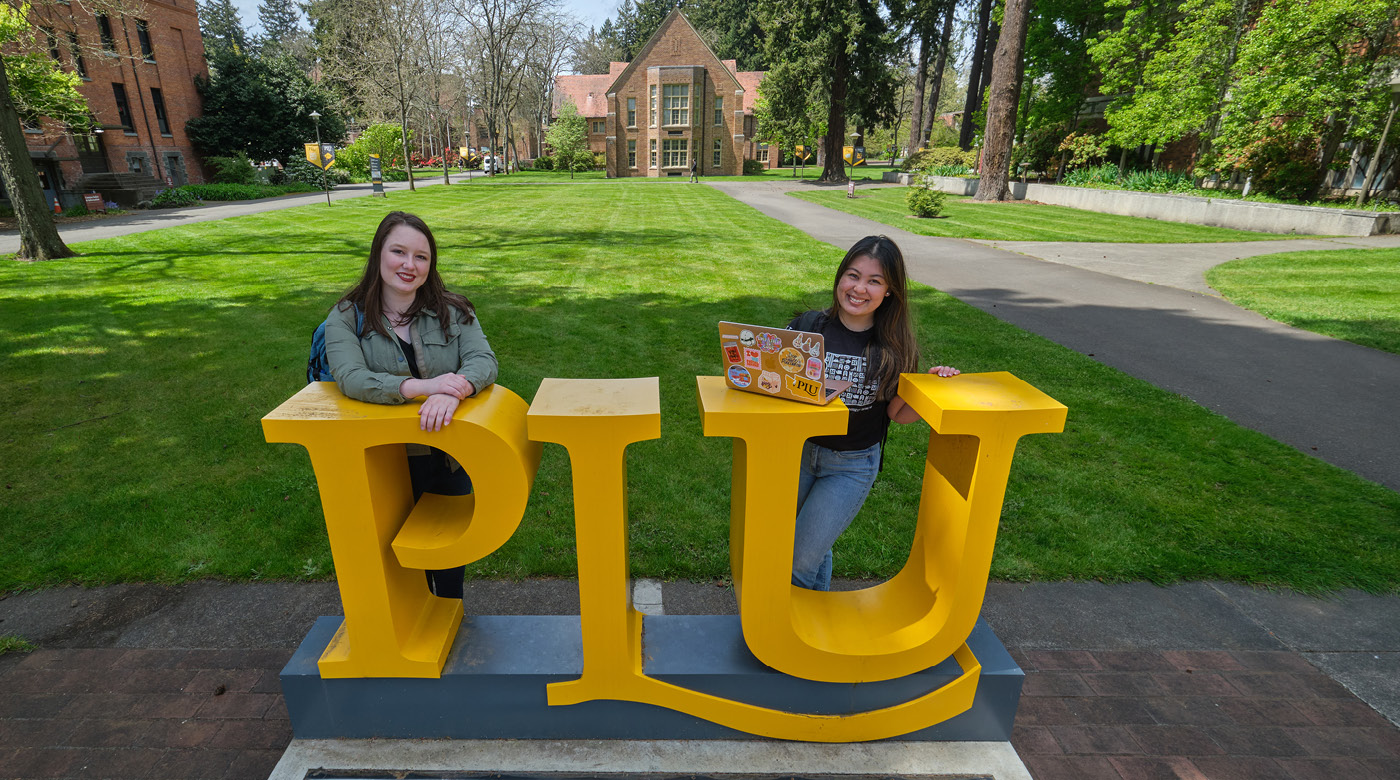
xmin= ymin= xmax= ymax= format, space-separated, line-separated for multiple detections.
xmin=309 ymin=110 xmax=330 ymax=206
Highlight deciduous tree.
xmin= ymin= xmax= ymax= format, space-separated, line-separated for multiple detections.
xmin=546 ymin=99 xmax=588 ymax=177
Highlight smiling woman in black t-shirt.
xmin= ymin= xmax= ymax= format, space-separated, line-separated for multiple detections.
xmin=786 ymin=235 xmax=959 ymax=591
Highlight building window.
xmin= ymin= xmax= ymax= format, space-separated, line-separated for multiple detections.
xmin=591 ymin=120 xmax=604 ymax=134
xmin=126 ymin=151 xmax=150 ymax=174
xmin=112 ymin=83 xmax=134 ymax=131
xmin=68 ymin=33 xmax=87 ymax=78
xmin=649 ymin=86 xmax=656 ymax=127
xmin=714 ymin=97 xmax=723 ymax=126
xmin=628 ymin=140 xmax=636 ymax=169
xmin=42 ymin=27 xmax=61 ymax=61
xmin=627 ymin=98 xmax=636 ymax=127
xmin=662 ymin=139 xmax=687 ymax=167
xmin=136 ymin=19 xmax=155 ymax=60
xmin=21 ymin=112 xmax=42 ymax=132
xmin=757 ymin=145 xmax=769 ymax=163
xmin=97 ymin=15 xmax=116 ymax=52
xmin=150 ymin=87 xmax=170 ymax=134
xmin=662 ymin=85 xmax=689 ymax=126
xmin=713 ymin=138 xmax=721 ymax=168
xmin=650 ymin=139 xmax=657 ymax=168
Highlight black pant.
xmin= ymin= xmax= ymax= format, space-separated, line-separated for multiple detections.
xmin=407 ymin=448 xmax=470 ymax=599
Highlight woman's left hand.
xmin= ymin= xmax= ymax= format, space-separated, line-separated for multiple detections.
xmin=929 ymin=365 xmax=960 ymax=377
xmin=419 ymin=393 xmax=461 ymax=432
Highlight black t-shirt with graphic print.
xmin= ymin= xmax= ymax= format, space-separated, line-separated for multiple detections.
xmin=788 ymin=310 xmax=888 ymax=451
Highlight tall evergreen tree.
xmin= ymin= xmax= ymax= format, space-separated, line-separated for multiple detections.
xmin=686 ymin=0 xmax=767 ymax=70
xmin=258 ymin=0 xmax=303 ymax=47
xmin=198 ymin=0 xmax=249 ymax=56
xmin=758 ymin=0 xmax=901 ymax=182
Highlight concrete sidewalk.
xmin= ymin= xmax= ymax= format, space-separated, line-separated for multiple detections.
xmin=707 ymin=180 xmax=1400 ymax=492
xmin=0 ymin=171 xmax=479 ymax=255
xmin=1 ymin=580 xmax=1397 ymax=779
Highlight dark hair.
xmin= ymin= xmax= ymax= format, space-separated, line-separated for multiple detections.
xmin=826 ymin=235 xmax=919 ymax=401
xmin=338 ymin=211 xmax=475 ymax=338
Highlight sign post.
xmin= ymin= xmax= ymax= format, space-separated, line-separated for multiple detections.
xmin=369 ymin=154 xmax=385 ymax=197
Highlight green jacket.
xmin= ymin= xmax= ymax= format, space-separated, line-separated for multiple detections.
xmin=324 ymin=302 xmax=498 ymax=405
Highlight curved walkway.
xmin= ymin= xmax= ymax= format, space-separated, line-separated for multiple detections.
xmin=0 ymin=173 xmax=473 ymax=256
xmin=708 ymin=180 xmax=1400 ymax=492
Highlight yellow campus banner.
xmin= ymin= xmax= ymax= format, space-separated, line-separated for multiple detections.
xmin=305 ymin=143 xmax=336 ymax=170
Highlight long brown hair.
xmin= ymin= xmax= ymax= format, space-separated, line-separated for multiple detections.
xmin=338 ymin=211 xmax=475 ymax=339
xmin=826 ymin=235 xmax=919 ymax=401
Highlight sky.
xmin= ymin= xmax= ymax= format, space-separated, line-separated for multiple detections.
xmin=229 ymin=0 xmax=615 ymax=37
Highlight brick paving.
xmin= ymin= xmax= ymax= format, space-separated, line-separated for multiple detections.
xmin=0 ymin=648 xmax=291 ymax=780
xmin=2 ymin=645 xmax=1398 ymax=779
xmin=1008 ymin=648 xmax=1400 ymax=780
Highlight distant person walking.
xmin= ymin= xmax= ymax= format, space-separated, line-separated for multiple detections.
xmin=689 ymin=158 xmax=698 ymax=183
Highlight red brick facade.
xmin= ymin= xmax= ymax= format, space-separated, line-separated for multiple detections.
xmin=23 ymin=0 xmax=209 ymax=206
xmin=554 ymin=10 xmax=779 ymax=177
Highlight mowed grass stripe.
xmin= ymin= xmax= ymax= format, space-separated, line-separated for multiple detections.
xmin=1207 ymin=248 xmax=1400 ymax=356
xmin=790 ymin=186 xmax=1308 ymax=243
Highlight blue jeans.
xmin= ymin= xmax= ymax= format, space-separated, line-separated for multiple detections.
xmin=407 ymin=448 xmax=471 ymax=599
xmin=791 ymin=440 xmax=881 ymax=591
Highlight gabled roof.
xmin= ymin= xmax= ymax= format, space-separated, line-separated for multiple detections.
xmin=734 ymin=70 xmax=765 ymax=113
xmin=603 ymin=8 xmax=741 ymax=97
xmin=553 ymin=73 xmax=613 ymax=118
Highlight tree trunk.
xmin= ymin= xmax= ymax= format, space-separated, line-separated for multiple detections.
xmin=974 ymin=0 xmax=1031 ymax=202
xmin=0 ymin=59 xmax=73 ymax=260
xmin=1309 ymin=114 xmax=1350 ymax=201
xmin=923 ymin=1 xmax=955 ymax=146
xmin=399 ymin=104 xmax=416 ymax=191
xmin=906 ymin=26 xmax=931 ymax=154
xmin=822 ymin=46 xmax=850 ymax=182
xmin=960 ymin=0 xmax=994 ymax=150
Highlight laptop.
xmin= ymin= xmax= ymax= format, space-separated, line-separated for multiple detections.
xmin=719 ymin=321 xmax=852 ymax=405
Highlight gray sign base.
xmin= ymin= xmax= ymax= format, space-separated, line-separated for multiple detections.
xmin=281 ymin=615 xmax=1023 ymax=741
xmin=267 ymin=738 xmax=1033 ymax=780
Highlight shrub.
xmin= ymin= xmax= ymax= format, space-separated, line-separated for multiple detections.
xmin=265 ymin=165 xmax=287 ymax=185
xmin=593 ymin=152 xmax=606 ymax=169
xmin=1058 ymin=132 xmax=1108 ymax=169
xmin=1227 ymin=136 xmax=1319 ymax=201
xmin=0 ymin=204 xmax=14 ymax=218
xmin=569 ymin=154 xmax=595 ymax=173
xmin=61 ymin=204 xmax=90 ymax=217
xmin=1011 ymin=125 xmax=1067 ymax=175
xmin=283 ymin=157 xmax=334 ymax=189
xmin=534 ymin=154 xmax=554 ymax=171
xmin=205 ymin=152 xmax=258 ymax=185
xmin=743 ymin=159 xmax=766 ymax=176
xmin=931 ymin=164 xmax=974 ymax=177
xmin=906 ymin=168 xmax=948 ymax=218
xmin=150 ymin=187 xmax=201 ymax=208
xmin=1121 ymin=169 xmax=1194 ymax=194
xmin=1063 ymin=163 xmax=1120 ymax=188
xmin=179 ymin=183 xmax=318 ymax=201
xmin=902 ymin=146 xmax=976 ymax=171
xmin=381 ymin=167 xmax=409 ymax=182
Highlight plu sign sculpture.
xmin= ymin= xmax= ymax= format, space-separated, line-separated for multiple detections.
xmin=263 ymin=372 xmax=1066 ymax=743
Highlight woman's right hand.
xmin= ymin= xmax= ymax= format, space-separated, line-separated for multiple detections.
xmin=401 ymin=374 xmax=473 ymax=400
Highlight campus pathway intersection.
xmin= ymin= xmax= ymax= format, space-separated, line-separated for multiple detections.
xmin=707 ymin=179 xmax=1400 ymax=492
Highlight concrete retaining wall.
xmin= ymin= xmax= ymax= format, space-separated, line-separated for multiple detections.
xmin=878 ymin=171 xmax=1397 ymax=236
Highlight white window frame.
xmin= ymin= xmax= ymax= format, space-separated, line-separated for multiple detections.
xmin=714 ymin=96 xmax=723 ymax=126
xmin=650 ymin=139 xmax=657 ymax=168
xmin=713 ymin=138 xmax=721 ymax=168
xmin=662 ymin=84 xmax=689 ymax=127
xmin=628 ymin=140 xmax=637 ymax=169
xmin=591 ymin=120 xmax=605 ymax=134
xmin=649 ymin=86 xmax=657 ymax=127
xmin=627 ymin=98 xmax=636 ymax=127
xmin=662 ymin=139 xmax=688 ymax=168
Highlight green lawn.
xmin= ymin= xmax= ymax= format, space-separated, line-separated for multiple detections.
xmin=790 ymin=186 xmax=1307 ymax=242
xmin=1 ymin=179 xmax=1397 ymax=593
xmin=1206 ymin=248 xmax=1400 ymax=355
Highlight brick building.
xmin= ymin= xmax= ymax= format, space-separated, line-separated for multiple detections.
xmin=20 ymin=0 xmax=209 ymax=208
xmin=553 ymin=9 xmax=779 ymax=178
